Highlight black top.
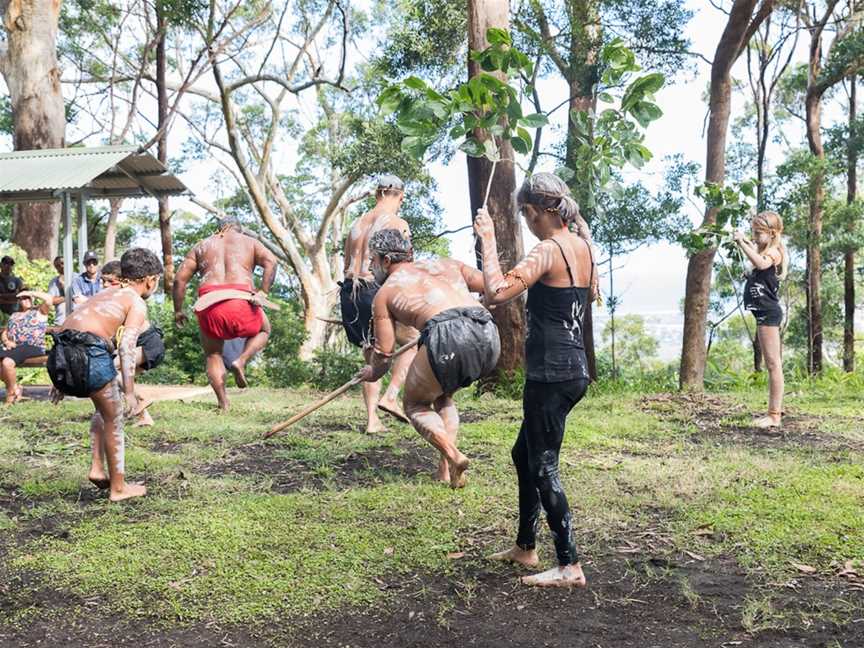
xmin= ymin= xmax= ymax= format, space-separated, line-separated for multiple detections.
xmin=525 ymin=237 xmax=592 ymax=383
xmin=743 ymin=263 xmax=780 ymax=312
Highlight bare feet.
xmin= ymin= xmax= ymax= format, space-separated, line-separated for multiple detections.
xmin=752 ymin=414 xmax=781 ymax=429
xmin=229 ymin=361 xmax=248 ymax=389
xmin=88 ymin=471 xmax=110 ymax=490
xmin=434 ymin=458 xmax=450 ymax=484
xmin=448 ymin=454 xmax=469 ymax=489
xmin=4 ymin=385 xmax=22 ymax=405
xmin=109 ymin=482 xmax=147 ymax=502
xmin=130 ymin=396 xmax=153 ymax=417
xmin=521 ymin=563 xmax=587 ymax=588
xmin=366 ymin=415 xmax=386 ymax=434
xmin=488 ymin=545 xmax=540 ymax=567
xmin=377 ymin=399 xmax=409 ymax=424
xmin=134 ymin=409 xmax=155 ymax=427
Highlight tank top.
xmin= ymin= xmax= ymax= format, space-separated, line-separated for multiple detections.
xmin=743 ymin=259 xmax=781 ymax=312
xmin=525 ymin=236 xmax=593 ymax=383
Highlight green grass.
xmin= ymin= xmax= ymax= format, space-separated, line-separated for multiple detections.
xmin=1 ymin=380 xmax=862 ymax=629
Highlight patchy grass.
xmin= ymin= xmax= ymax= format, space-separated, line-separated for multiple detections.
xmin=0 ymin=381 xmax=862 ymax=641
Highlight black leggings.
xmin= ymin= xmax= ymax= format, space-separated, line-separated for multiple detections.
xmin=512 ymin=377 xmax=589 ymax=566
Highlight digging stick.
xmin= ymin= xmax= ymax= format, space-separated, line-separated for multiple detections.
xmin=265 ymin=337 xmax=420 ymax=438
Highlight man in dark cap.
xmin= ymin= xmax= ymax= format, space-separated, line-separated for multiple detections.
xmin=340 ymin=174 xmax=417 ymax=432
xmin=0 ymin=256 xmax=24 ymax=316
xmin=70 ymin=250 xmax=103 ymax=308
xmin=172 ymin=214 xmax=277 ymax=410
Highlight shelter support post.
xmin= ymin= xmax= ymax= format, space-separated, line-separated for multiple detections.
xmin=63 ymin=192 xmax=74 ymax=314
xmin=77 ymin=193 xmax=88 ymax=270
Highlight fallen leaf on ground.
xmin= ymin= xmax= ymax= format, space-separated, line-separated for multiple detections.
xmin=447 ymin=551 xmax=465 ymax=560
xmin=684 ymin=550 xmax=705 ymax=561
xmin=792 ymin=562 xmax=817 ymax=574
xmin=383 ymin=547 xmax=394 ymax=556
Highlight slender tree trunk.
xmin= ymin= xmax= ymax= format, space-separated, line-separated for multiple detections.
xmin=680 ymin=0 xmax=769 ymax=390
xmin=805 ymin=43 xmax=827 ymax=374
xmin=156 ymin=2 xmax=173 ymax=292
xmin=0 ymin=0 xmax=65 ymax=260
xmin=466 ymin=0 xmax=526 ymax=378
xmin=845 ymin=74 xmax=857 ymax=372
xmin=104 ymin=199 xmax=121 ymax=260
xmin=563 ymin=0 xmax=601 ymax=381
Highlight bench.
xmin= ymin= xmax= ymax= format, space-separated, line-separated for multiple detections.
xmin=20 ymin=355 xmax=48 ymax=368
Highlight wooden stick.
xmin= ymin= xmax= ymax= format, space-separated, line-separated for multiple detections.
xmin=264 ymin=337 xmax=420 ymax=438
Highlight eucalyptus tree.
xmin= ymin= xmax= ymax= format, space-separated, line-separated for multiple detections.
xmin=0 ymin=0 xmax=66 ymax=259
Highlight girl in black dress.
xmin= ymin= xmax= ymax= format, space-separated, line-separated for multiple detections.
xmin=733 ymin=211 xmax=788 ymax=428
xmin=474 ymin=173 xmax=597 ymax=588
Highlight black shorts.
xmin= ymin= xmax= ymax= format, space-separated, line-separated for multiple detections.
xmin=419 ymin=306 xmax=500 ymax=394
xmin=339 ymin=278 xmax=378 ymax=348
xmin=0 ymin=344 xmax=45 ymax=365
xmin=750 ymin=306 xmax=782 ymax=327
xmin=137 ymin=326 xmax=165 ymax=370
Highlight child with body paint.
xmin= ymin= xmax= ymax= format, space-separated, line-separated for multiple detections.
xmin=475 ymin=172 xmax=597 ymax=589
xmin=733 ymin=211 xmax=788 ymax=428
xmin=46 ymin=248 xmax=163 ymax=502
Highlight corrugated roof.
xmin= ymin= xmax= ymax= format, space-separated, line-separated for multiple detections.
xmin=0 ymin=145 xmax=188 ymax=203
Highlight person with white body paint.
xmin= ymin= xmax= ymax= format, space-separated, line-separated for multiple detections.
xmin=340 ymin=175 xmax=419 ymax=432
xmin=358 ymin=229 xmax=500 ymax=488
xmin=478 ymin=172 xmax=598 ymax=589
xmin=172 ymin=215 xmax=277 ymax=411
xmin=46 ymin=248 xmax=163 ymax=502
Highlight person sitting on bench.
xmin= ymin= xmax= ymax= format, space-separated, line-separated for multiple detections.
xmin=1 ymin=290 xmax=51 ymax=404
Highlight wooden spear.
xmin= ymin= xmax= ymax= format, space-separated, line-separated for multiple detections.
xmin=264 ymin=337 xmax=420 ymax=438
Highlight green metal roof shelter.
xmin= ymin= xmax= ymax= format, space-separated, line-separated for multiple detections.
xmin=0 ymin=145 xmax=187 ymax=311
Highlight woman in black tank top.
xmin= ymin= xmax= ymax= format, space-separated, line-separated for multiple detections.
xmin=474 ymin=172 xmax=596 ymax=589
xmin=733 ymin=211 xmax=788 ymax=429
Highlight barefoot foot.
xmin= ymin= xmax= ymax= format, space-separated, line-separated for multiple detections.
xmin=488 ymin=545 xmax=540 ymax=567
xmin=752 ymin=414 xmax=781 ymax=429
xmin=229 ymin=361 xmax=248 ymax=389
xmin=448 ymin=454 xmax=469 ymax=489
xmin=434 ymin=459 xmax=450 ymax=484
xmin=521 ymin=563 xmax=587 ymax=588
xmin=134 ymin=410 xmax=154 ymax=427
xmin=377 ymin=399 xmax=409 ymax=424
xmin=366 ymin=416 xmax=387 ymax=434
xmin=109 ymin=482 xmax=147 ymax=502
xmin=88 ymin=471 xmax=110 ymax=490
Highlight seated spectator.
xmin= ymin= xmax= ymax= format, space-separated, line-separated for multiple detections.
xmin=1 ymin=290 xmax=51 ymax=404
xmin=47 ymin=256 xmax=67 ymax=325
xmin=70 ymin=250 xmax=102 ymax=308
xmin=0 ymin=256 xmax=24 ymax=317
xmin=101 ymin=260 xmax=122 ymax=288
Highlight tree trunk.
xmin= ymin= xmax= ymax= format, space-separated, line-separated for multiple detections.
xmin=845 ymin=74 xmax=857 ymax=373
xmin=563 ymin=0 xmax=601 ymax=381
xmin=466 ymin=0 xmax=526 ymax=378
xmin=805 ymin=37 xmax=826 ymax=375
xmin=298 ymin=276 xmax=338 ymax=359
xmin=156 ymin=2 xmax=173 ymax=292
xmin=0 ymin=0 xmax=65 ymax=260
xmin=104 ymin=198 xmax=121 ymax=260
xmin=679 ymin=0 xmax=767 ymax=391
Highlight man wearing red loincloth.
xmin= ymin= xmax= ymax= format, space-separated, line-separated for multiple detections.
xmin=172 ymin=215 xmax=278 ymax=410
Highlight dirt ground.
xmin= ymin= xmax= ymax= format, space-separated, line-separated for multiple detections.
xmin=2 ymin=549 xmax=861 ymax=647
xmin=2 ymin=390 xmax=862 ymax=647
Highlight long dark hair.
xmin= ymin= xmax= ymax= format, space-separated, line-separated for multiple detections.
xmin=516 ymin=172 xmax=592 ymax=242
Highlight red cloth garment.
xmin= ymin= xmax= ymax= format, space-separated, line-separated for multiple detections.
xmin=195 ymin=284 xmax=264 ymax=340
